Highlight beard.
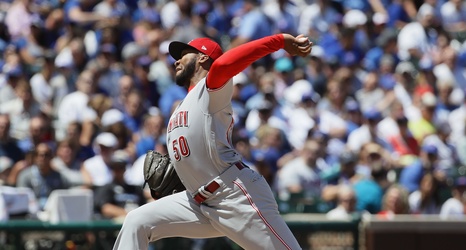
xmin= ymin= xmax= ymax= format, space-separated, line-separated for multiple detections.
xmin=175 ymin=58 xmax=196 ymax=88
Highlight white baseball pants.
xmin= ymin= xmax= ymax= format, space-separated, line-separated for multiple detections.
xmin=113 ymin=167 xmax=301 ymax=250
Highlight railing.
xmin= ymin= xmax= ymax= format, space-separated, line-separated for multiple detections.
xmin=0 ymin=214 xmax=362 ymax=250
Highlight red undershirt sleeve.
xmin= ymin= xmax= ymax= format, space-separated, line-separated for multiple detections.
xmin=206 ymin=34 xmax=285 ymax=89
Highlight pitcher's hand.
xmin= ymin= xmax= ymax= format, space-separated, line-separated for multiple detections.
xmin=283 ymin=34 xmax=313 ymax=57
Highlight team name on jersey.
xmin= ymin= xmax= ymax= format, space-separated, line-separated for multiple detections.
xmin=167 ymin=110 xmax=189 ymax=133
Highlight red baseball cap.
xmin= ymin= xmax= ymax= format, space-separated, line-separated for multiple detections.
xmin=168 ymin=38 xmax=223 ymax=61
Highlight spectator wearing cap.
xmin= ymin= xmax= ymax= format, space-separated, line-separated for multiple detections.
xmin=347 ymin=108 xmax=392 ymax=154
xmin=231 ymin=72 xmax=249 ymax=128
xmin=342 ymin=9 xmax=372 ymax=51
xmin=440 ymin=174 xmax=466 ymax=219
xmin=102 ymin=110 xmax=134 ymax=162
xmin=343 ymin=99 xmax=363 ymax=135
xmin=93 ymin=150 xmax=146 ymax=220
xmin=399 ymin=144 xmax=443 ymax=194
xmin=284 ymin=82 xmax=320 ymax=150
xmin=392 ymin=61 xmax=418 ymax=116
xmin=423 ymin=121 xmax=458 ymax=172
xmin=30 ymin=50 xmax=68 ymax=117
xmin=81 ymin=132 xmax=118 ymax=187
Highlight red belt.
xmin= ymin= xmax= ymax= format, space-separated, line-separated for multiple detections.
xmin=193 ymin=162 xmax=247 ymax=204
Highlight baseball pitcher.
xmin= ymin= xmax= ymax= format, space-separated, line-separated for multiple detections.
xmin=113 ymin=33 xmax=312 ymax=250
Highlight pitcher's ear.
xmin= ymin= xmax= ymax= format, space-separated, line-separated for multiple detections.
xmin=198 ymin=53 xmax=210 ymax=63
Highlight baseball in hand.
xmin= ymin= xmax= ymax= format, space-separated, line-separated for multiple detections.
xmin=298 ymin=37 xmax=310 ymax=46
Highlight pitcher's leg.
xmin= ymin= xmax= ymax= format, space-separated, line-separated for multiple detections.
xmin=204 ymin=169 xmax=301 ymax=250
xmin=113 ymin=191 xmax=223 ymax=250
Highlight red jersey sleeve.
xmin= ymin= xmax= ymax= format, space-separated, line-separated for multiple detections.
xmin=206 ymin=34 xmax=285 ymax=89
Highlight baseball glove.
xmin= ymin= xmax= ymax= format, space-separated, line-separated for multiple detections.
xmin=143 ymin=150 xmax=186 ymax=199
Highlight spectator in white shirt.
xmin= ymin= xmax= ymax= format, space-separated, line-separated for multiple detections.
xmin=440 ymin=175 xmax=466 ymax=219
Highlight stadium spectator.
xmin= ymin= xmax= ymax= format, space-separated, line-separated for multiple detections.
xmin=399 ymin=144 xmax=444 ymax=194
xmin=30 ymin=50 xmax=68 ymax=117
xmin=409 ymin=173 xmax=442 ymax=214
xmin=440 ymin=174 xmax=466 ymax=219
xmin=94 ymin=150 xmax=145 ymax=220
xmin=377 ymin=184 xmax=410 ymax=219
xmin=81 ymin=132 xmax=118 ymax=187
xmin=0 ymin=114 xmax=24 ymax=168
xmin=321 ymin=150 xmax=362 ymax=203
xmin=0 ymin=62 xmax=23 ymax=105
xmin=277 ymin=138 xmax=326 ymax=202
xmin=51 ymin=138 xmax=90 ymax=187
xmin=326 ymin=184 xmax=358 ymax=220
xmin=347 ymin=108 xmax=392 ymax=154
xmin=56 ymin=70 xmax=98 ymax=146
xmin=0 ymin=80 xmax=42 ymax=142
xmin=16 ymin=142 xmax=71 ymax=210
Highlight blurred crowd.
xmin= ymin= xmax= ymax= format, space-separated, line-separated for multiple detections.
xmin=1 ymin=0 xmax=466 ymax=223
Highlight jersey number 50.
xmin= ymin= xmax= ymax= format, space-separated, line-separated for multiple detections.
xmin=172 ymin=136 xmax=190 ymax=161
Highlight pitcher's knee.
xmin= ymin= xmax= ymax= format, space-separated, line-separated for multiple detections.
xmin=121 ymin=209 xmax=148 ymax=232
xmin=120 ymin=208 xmax=164 ymax=242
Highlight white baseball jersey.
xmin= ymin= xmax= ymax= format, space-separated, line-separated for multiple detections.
xmin=166 ymin=77 xmax=242 ymax=193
